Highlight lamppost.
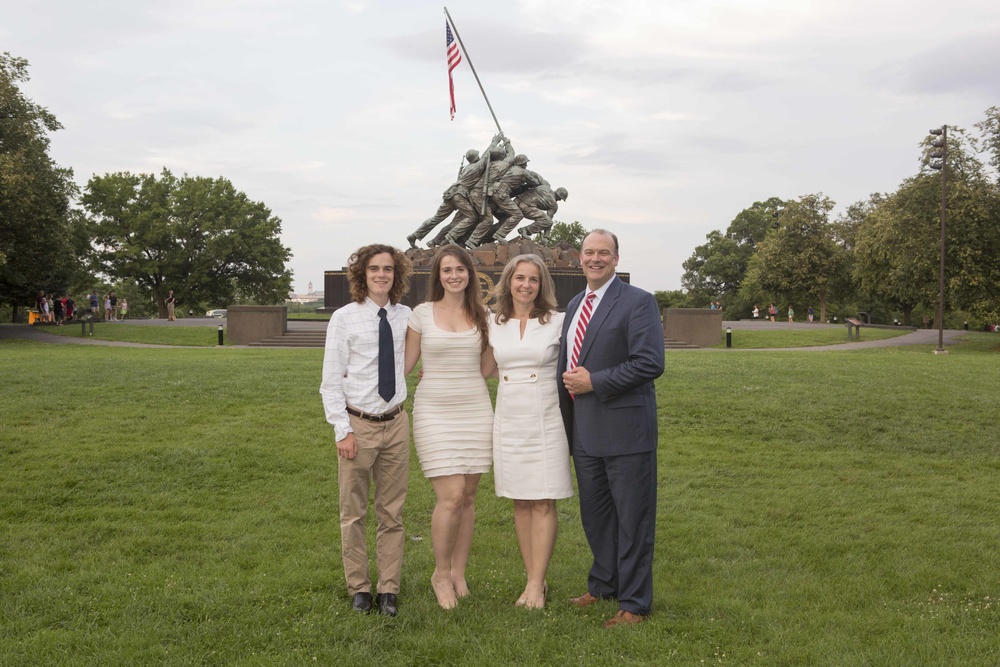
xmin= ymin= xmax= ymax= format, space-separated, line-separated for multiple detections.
xmin=928 ymin=126 xmax=947 ymax=355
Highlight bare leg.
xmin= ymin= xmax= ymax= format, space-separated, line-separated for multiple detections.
xmin=428 ymin=474 xmax=468 ymax=609
xmin=512 ymin=500 xmax=533 ymax=605
xmin=523 ymin=500 xmax=557 ymax=609
xmin=450 ymin=474 xmax=481 ymax=597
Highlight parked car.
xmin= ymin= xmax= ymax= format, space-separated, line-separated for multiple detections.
xmin=206 ymin=309 xmax=227 ymax=318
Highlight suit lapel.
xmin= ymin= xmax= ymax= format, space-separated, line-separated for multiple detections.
xmin=578 ymin=280 xmax=621 ymax=365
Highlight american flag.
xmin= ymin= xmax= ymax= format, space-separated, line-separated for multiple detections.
xmin=446 ymin=22 xmax=461 ymax=120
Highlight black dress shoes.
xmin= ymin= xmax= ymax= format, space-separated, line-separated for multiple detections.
xmin=375 ymin=593 xmax=398 ymax=617
xmin=351 ymin=592 xmax=373 ymax=613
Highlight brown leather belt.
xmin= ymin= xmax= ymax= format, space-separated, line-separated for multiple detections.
xmin=346 ymin=404 xmax=404 ymax=422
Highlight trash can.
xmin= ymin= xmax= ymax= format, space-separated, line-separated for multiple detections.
xmin=28 ymin=310 xmax=40 ymax=324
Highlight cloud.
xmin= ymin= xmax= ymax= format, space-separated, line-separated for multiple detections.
xmin=381 ymin=21 xmax=590 ymax=73
xmin=560 ymin=133 xmax=676 ymax=172
xmin=880 ymin=33 xmax=1000 ymax=98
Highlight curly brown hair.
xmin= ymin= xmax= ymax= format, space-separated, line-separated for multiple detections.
xmin=491 ymin=254 xmax=557 ymax=325
xmin=426 ymin=245 xmax=489 ymax=352
xmin=347 ymin=244 xmax=412 ymax=305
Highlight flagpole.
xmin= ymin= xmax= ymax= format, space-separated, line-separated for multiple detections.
xmin=444 ymin=7 xmax=504 ymax=137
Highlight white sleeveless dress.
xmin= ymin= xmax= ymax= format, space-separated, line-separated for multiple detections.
xmin=409 ymin=302 xmax=494 ymax=478
xmin=489 ymin=312 xmax=573 ymax=500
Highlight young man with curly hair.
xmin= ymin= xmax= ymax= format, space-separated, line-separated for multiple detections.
xmin=320 ymin=243 xmax=412 ymax=617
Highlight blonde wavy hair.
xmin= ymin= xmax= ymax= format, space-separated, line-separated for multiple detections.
xmin=491 ymin=254 xmax=557 ymax=325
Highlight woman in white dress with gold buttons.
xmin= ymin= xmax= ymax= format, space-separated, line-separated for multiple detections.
xmin=483 ymin=254 xmax=573 ymax=610
xmin=405 ymin=245 xmax=494 ymax=609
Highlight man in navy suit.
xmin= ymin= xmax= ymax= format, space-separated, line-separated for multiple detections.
xmin=558 ymin=229 xmax=665 ymax=628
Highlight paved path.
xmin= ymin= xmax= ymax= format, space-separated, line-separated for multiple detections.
xmin=0 ymin=318 xmax=966 ymax=351
xmin=713 ymin=320 xmax=965 ymax=351
xmin=713 ymin=321 xmax=965 ymax=351
xmin=0 ymin=317 xmax=325 ymax=349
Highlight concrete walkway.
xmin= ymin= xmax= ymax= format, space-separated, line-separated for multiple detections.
xmin=717 ymin=321 xmax=964 ymax=351
xmin=0 ymin=318 xmax=967 ymax=351
xmin=702 ymin=320 xmax=968 ymax=352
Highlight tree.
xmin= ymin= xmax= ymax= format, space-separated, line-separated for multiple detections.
xmin=81 ymin=169 xmax=293 ymax=317
xmin=681 ymin=197 xmax=786 ymax=315
xmin=0 ymin=53 xmax=82 ymax=319
xmin=852 ymin=123 xmax=1000 ymax=325
xmin=653 ymin=289 xmax=689 ymax=311
xmin=974 ymin=106 xmax=1000 ymax=177
xmin=740 ymin=194 xmax=849 ymax=322
xmin=545 ymin=221 xmax=586 ymax=248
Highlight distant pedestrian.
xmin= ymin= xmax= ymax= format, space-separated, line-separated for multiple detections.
xmin=53 ymin=295 xmax=64 ymax=325
xmin=787 ymin=306 xmax=795 ymax=323
xmin=807 ymin=305 xmax=814 ymax=322
xmin=41 ymin=295 xmax=51 ymax=322
xmin=109 ymin=291 xmax=118 ymax=321
xmin=89 ymin=291 xmax=99 ymax=316
xmin=752 ymin=305 xmax=759 ymax=319
xmin=119 ymin=298 xmax=128 ymax=320
xmin=104 ymin=295 xmax=112 ymax=321
xmin=65 ymin=296 xmax=75 ymax=321
xmin=768 ymin=303 xmax=777 ymax=322
xmin=166 ymin=290 xmax=176 ymax=321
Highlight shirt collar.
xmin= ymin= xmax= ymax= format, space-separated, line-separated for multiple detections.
xmin=364 ymin=297 xmax=394 ymax=315
xmin=588 ymin=275 xmax=617 ymax=301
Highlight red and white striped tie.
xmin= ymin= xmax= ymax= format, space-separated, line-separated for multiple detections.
xmin=569 ymin=292 xmax=596 ymax=370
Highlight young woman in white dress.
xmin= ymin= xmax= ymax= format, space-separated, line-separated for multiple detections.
xmin=405 ymin=245 xmax=494 ymax=609
xmin=482 ymin=254 xmax=573 ymax=610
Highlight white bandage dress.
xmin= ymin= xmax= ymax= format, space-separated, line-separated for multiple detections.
xmin=409 ymin=302 xmax=494 ymax=478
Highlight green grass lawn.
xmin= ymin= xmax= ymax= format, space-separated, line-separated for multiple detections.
xmin=41 ymin=323 xmax=220 ymax=347
xmin=287 ymin=313 xmax=331 ymax=321
xmin=1 ymin=335 xmax=999 ymax=665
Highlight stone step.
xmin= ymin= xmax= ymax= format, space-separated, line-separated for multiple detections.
xmin=250 ymin=332 xmax=326 ymax=348
xmin=664 ymin=338 xmax=700 ymax=350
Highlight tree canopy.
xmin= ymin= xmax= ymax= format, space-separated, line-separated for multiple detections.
xmin=740 ymin=194 xmax=849 ymax=322
xmin=82 ymin=169 xmax=293 ymax=317
xmin=546 ymin=221 xmax=587 ymax=248
xmin=681 ymin=197 xmax=786 ymax=314
xmin=0 ymin=52 xmax=83 ymax=316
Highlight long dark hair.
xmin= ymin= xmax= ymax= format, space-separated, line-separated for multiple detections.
xmin=427 ymin=245 xmax=489 ymax=352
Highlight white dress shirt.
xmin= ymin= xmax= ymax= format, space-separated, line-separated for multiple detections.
xmin=565 ymin=276 xmax=617 ymax=370
xmin=320 ymin=297 xmax=412 ymax=442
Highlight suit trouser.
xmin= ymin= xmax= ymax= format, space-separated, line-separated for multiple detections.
xmin=573 ymin=447 xmax=657 ymax=616
xmin=338 ymin=410 xmax=410 ymax=595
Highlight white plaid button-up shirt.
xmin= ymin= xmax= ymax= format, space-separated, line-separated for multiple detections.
xmin=320 ymin=298 xmax=411 ymax=442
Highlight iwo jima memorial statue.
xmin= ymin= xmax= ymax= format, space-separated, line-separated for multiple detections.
xmin=322 ymin=12 xmax=629 ymax=311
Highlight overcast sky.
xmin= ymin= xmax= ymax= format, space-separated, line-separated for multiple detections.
xmin=5 ymin=0 xmax=999 ymax=293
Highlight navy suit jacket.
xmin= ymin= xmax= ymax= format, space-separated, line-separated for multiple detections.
xmin=557 ymin=278 xmax=665 ymax=457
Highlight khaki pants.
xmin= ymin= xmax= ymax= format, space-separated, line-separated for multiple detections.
xmin=338 ymin=409 xmax=410 ymax=595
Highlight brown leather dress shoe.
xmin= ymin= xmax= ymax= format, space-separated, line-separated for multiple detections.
xmin=602 ymin=610 xmax=647 ymax=628
xmin=569 ymin=591 xmax=601 ymax=608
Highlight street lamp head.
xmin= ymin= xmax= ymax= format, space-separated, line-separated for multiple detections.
xmin=931 ymin=139 xmax=945 ymax=148
xmin=930 ymin=150 xmax=944 ymax=158
xmin=929 ymin=128 xmax=944 ymax=135
xmin=930 ymin=161 xmax=943 ymax=170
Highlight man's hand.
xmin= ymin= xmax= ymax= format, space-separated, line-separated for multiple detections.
xmin=337 ymin=433 xmax=358 ymax=460
xmin=562 ymin=366 xmax=593 ymax=395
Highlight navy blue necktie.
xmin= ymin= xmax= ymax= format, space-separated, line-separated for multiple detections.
xmin=377 ymin=308 xmax=395 ymax=403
